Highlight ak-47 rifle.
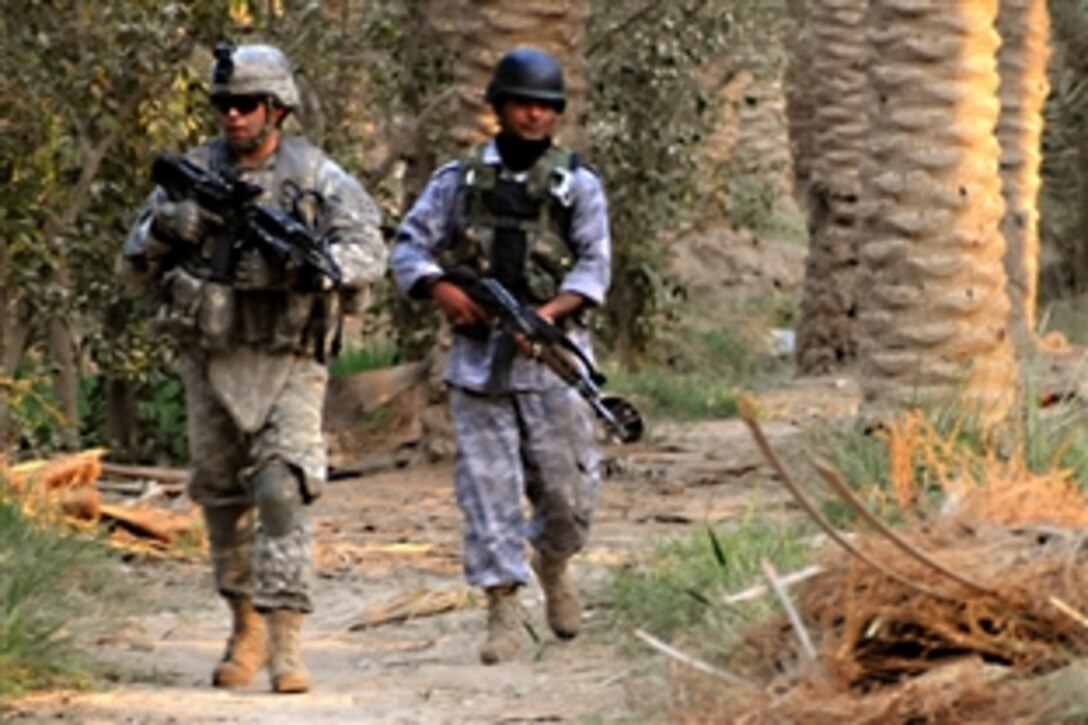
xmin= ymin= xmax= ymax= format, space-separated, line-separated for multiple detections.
xmin=443 ymin=267 xmax=644 ymax=444
xmin=150 ymin=153 xmax=342 ymax=290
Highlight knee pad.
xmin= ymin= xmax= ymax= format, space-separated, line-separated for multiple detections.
xmin=251 ymin=459 xmax=304 ymax=537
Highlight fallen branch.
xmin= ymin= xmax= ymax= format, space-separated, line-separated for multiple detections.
xmin=633 ymin=628 xmax=752 ymax=687
xmin=1051 ymin=596 xmax=1088 ymax=632
xmin=347 ymin=586 xmax=475 ymax=630
xmin=737 ymin=395 xmax=952 ymax=601
xmin=809 ymin=456 xmax=994 ymax=595
xmin=99 ymin=462 xmax=188 ymax=486
xmin=98 ymin=504 xmax=197 ymax=545
xmin=8 ymin=448 xmax=107 ymax=491
xmin=362 ymin=89 xmax=458 ymax=187
xmin=724 ymin=564 xmax=826 ymax=604
xmin=761 ymin=558 xmax=818 ymax=664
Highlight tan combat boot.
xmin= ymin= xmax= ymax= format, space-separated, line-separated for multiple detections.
xmin=267 ymin=609 xmax=311 ymax=693
xmin=531 ymin=551 xmax=582 ymax=640
xmin=479 ymin=585 xmax=522 ymax=665
xmin=212 ymin=597 xmax=268 ymax=688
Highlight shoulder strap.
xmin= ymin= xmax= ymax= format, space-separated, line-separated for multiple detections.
xmin=273 ymin=137 xmax=321 ymax=199
xmin=461 ymin=143 xmax=496 ymax=191
xmin=526 ymin=145 xmax=576 ymax=202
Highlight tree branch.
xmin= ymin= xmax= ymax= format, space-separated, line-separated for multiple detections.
xmin=363 ymin=87 xmax=459 ymax=187
xmin=587 ymin=0 xmax=665 ymax=57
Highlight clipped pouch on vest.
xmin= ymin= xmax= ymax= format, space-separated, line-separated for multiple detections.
xmin=153 ymin=265 xmax=205 ymax=337
xmin=198 ymin=281 xmax=235 ymax=352
xmin=270 ymin=292 xmax=315 ymax=353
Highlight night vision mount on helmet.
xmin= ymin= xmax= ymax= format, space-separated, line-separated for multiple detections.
xmin=210 ymin=42 xmax=300 ymax=110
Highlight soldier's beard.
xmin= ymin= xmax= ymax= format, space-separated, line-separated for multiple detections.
xmin=228 ymin=121 xmax=274 ymax=155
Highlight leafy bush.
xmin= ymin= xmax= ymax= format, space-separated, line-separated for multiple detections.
xmin=78 ymin=366 xmax=189 ymax=465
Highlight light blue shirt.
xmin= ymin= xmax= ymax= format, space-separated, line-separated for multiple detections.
xmin=390 ymin=140 xmax=612 ymax=392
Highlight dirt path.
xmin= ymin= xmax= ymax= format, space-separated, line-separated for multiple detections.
xmin=6 ymin=382 xmax=846 ymax=724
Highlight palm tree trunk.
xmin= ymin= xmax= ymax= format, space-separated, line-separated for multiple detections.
xmin=783 ymin=0 xmax=816 ymax=209
xmin=996 ymin=0 xmax=1050 ymax=349
xmin=47 ymin=316 xmax=80 ymax=451
xmin=795 ymin=0 xmax=868 ymax=374
xmin=859 ymin=0 xmax=1017 ymax=424
xmin=455 ymin=0 xmax=589 ymax=150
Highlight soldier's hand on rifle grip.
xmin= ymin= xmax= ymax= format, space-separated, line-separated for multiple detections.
xmin=235 ymin=249 xmax=286 ymax=291
xmin=432 ymin=279 xmax=489 ymax=328
xmin=151 ymin=200 xmax=219 ymax=245
xmin=515 ymin=333 xmax=543 ymax=360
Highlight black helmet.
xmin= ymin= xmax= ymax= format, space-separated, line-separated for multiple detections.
xmin=486 ymin=47 xmax=566 ymax=113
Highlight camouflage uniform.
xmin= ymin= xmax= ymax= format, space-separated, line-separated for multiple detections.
xmin=121 ymin=136 xmax=386 ymax=612
xmin=390 ymin=139 xmax=611 ymax=589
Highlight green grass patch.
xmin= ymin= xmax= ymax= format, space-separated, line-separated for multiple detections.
xmin=605 ymin=315 xmax=792 ymax=422
xmin=609 ymin=512 xmax=813 ymax=659
xmin=805 ymin=387 xmax=1088 ymax=531
xmin=606 ymin=364 xmax=741 ymax=421
xmin=329 ymin=340 xmax=399 ymax=378
xmin=0 ymin=481 xmax=123 ymax=698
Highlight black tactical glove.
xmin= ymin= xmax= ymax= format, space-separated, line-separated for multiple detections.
xmin=151 ymin=200 xmax=217 ymax=245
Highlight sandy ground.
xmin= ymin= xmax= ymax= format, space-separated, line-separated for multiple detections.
xmin=1 ymin=383 xmax=849 ymax=725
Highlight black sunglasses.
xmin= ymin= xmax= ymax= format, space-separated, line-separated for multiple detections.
xmin=211 ymin=95 xmax=263 ymax=115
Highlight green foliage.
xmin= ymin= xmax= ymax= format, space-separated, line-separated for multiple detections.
xmin=586 ymin=1 xmax=799 ymax=363
xmin=608 ymin=366 xmax=740 ymax=422
xmin=726 ymin=177 xmax=808 ymax=244
xmin=1 ymin=1 xmax=222 ymax=457
xmin=78 ymin=366 xmax=189 ymax=465
xmin=1041 ymin=0 xmax=1088 ymax=296
xmin=609 ymin=513 xmax=812 ymax=656
xmin=605 ymin=294 xmax=793 ymax=422
xmin=0 ymin=481 xmax=120 ymax=697
xmin=808 ymin=389 xmax=1088 ymax=531
xmin=1 ymin=369 xmax=68 ymax=455
xmin=588 ymin=1 xmax=731 ymax=362
xmin=329 ymin=340 xmax=400 ymax=378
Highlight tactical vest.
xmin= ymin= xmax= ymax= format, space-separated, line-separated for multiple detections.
xmin=162 ymin=138 xmax=342 ymax=361
xmin=439 ymin=143 xmax=579 ymax=305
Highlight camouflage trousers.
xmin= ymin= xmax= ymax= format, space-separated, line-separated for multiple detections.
xmin=179 ymin=352 xmax=327 ymax=613
xmin=449 ymin=385 xmax=600 ymax=589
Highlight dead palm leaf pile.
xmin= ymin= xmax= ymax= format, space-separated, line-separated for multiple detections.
xmin=1 ymin=449 xmax=202 ymax=558
xmin=712 ymin=402 xmax=1088 ymax=723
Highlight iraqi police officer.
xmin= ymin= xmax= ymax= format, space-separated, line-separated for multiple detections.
xmin=390 ymin=46 xmax=612 ymax=664
xmin=119 ymin=43 xmax=387 ymax=692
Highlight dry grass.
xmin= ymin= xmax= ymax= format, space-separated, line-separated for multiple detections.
xmin=671 ymin=410 xmax=1088 ymax=723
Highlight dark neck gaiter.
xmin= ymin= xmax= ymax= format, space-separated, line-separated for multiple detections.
xmin=495 ymin=132 xmax=551 ymax=172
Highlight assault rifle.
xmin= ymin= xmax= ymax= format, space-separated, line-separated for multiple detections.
xmin=443 ymin=268 xmax=644 ymax=444
xmin=150 ymin=153 xmax=342 ymax=290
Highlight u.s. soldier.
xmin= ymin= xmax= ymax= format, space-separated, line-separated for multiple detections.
xmin=119 ymin=43 xmax=386 ymax=692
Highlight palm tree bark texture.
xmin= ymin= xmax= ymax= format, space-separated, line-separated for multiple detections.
xmin=454 ymin=0 xmax=589 ymax=150
xmin=995 ymin=0 xmax=1050 ymax=349
xmin=858 ymin=0 xmax=1017 ymax=424
xmin=795 ymin=0 xmax=869 ymax=374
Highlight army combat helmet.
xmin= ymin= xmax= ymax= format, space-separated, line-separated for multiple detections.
xmin=486 ymin=47 xmax=565 ymax=113
xmin=209 ymin=42 xmax=300 ymax=110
